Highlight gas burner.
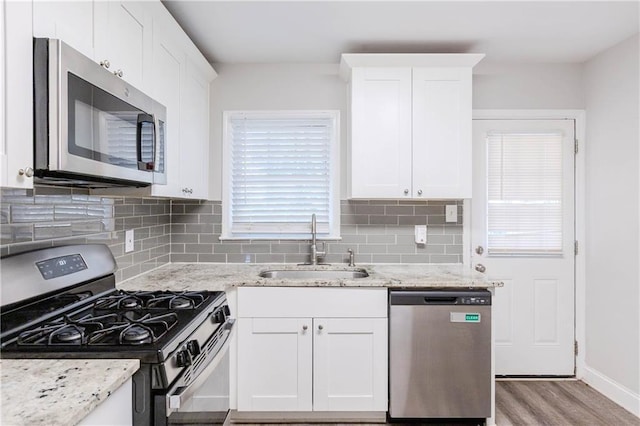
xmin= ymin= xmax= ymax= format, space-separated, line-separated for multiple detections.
xmin=121 ymin=325 xmax=152 ymax=344
xmin=94 ymin=294 xmax=143 ymax=310
xmin=52 ymin=326 xmax=83 ymax=344
xmin=169 ymin=296 xmax=193 ymax=310
xmin=120 ymin=298 xmax=141 ymax=309
xmin=145 ymin=291 xmax=207 ymax=310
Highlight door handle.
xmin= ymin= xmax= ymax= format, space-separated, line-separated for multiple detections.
xmin=475 ymin=246 xmax=484 ymax=255
xmin=475 ymin=264 xmax=486 ymax=273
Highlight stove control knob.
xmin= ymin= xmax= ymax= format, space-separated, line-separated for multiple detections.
xmin=187 ymin=340 xmax=201 ymax=357
xmin=223 ymin=305 xmax=231 ymax=316
xmin=213 ymin=309 xmax=226 ymax=324
xmin=176 ymin=349 xmax=192 ymax=368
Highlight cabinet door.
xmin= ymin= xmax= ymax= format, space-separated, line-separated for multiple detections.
xmin=94 ymin=0 xmax=151 ymax=90
xmin=1 ymin=1 xmax=33 ymax=188
xmin=313 ymin=318 xmax=388 ymax=411
xmin=149 ymin=7 xmax=183 ymax=197
xmin=33 ymin=1 xmax=94 ymax=60
xmin=350 ymin=67 xmax=412 ymax=199
xmin=412 ymin=67 xmax=472 ymax=198
xmin=179 ymin=57 xmax=210 ymax=199
xmin=237 ymin=318 xmax=312 ymax=411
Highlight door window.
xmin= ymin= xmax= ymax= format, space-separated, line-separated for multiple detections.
xmin=486 ymin=131 xmax=564 ymax=256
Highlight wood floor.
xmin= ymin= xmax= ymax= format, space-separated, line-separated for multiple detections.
xmin=495 ymin=380 xmax=639 ymax=425
xmin=229 ymin=380 xmax=639 ymax=426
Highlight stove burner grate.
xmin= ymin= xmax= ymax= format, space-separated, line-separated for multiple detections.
xmin=93 ymin=290 xmax=209 ymax=311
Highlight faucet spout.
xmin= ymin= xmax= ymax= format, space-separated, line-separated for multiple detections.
xmin=309 ymin=213 xmax=325 ymax=265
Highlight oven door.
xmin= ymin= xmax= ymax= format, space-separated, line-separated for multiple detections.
xmin=165 ymin=320 xmax=234 ymax=425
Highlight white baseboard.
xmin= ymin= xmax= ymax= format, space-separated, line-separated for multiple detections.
xmin=582 ymin=365 xmax=640 ymax=417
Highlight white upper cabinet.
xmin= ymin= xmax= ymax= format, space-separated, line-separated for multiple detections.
xmin=350 ymin=67 xmax=412 ymax=198
xmin=23 ymin=0 xmax=215 ymax=197
xmin=94 ymin=1 xmax=152 ymax=91
xmin=148 ymin=3 xmax=215 ymax=199
xmin=33 ymin=1 xmax=94 ymax=60
xmin=2 ymin=1 xmax=34 ymax=189
xmin=341 ymin=54 xmax=484 ymax=199
xmin=412 ymin=66 xmax=473 ymax=198
xmin=179 ymin=57 xmax=212 ymax=199
xmin=148 ymin=5 xmax=183 ymax=198
xmin=33 ymin=0 xmax=152 ymax=90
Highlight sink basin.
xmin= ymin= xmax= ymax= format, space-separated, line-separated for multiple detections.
xmin=259 ymin=269 xmax=369 ymax=279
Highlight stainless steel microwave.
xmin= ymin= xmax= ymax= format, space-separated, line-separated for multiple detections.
xmin=33 ymin=38 xmax=166 ymax=187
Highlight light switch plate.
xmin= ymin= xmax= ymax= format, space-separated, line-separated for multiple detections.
xmin=125 ymin=229 xmax=134 ymax=253
xmin=415 ymin=225 xmax=427 ymax=245
xmin=445 ymin=205 xmax=458 ymax=223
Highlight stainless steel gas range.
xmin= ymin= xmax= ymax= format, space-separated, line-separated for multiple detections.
xmin=0 ymin=244 xmax=234 ymax=426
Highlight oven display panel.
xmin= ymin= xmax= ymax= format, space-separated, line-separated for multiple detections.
xmin=36 ymin=254 xmax=87 ymax=280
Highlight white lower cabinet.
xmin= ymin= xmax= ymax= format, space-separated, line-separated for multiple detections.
xmin=238 ymin=317 xmax=313 ymax=411
xmin=237 ymin=287 xmax=388 ymax=413
xmin=79 ymin=377 xmax=133 ymax=425
xmin=313 ymin=317 xmax=387 ymax=411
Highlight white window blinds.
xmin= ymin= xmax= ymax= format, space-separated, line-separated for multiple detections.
xmin=224 ymin=111 xmax=339 ymax=239
xmin=487 ymin=132 xmax=563 ymax=255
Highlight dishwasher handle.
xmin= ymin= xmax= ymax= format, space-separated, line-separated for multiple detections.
xmin=390 ymin=290 xmax=492 ymax=306
xmin=423 ymin=296 xmax=457 ymax=304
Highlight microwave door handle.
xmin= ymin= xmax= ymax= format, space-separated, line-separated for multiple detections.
xmin=136 ymin=113 xmax=155 ymax=171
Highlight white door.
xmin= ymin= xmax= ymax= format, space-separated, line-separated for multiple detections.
xmin=471 ymin=119 xmax=575 ymax=375
xmin=313 ymin=318 xmax=388 ymax=412
xmin=237 ymin=317 xmax=312 ymax=411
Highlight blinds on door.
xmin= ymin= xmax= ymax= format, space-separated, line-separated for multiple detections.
xmin=486 ymin=131 xmax=563 ymax=255
xmin=228 ymin=112 xmax=337 ymax=237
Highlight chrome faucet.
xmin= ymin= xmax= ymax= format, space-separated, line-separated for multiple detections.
xmin=309 ymin=213 xmax=326 ymax=265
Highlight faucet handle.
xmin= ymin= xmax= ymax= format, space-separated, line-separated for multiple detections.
xmin=347 ymin=248 xmax=355 ymax=267
xmin=317 ymin=241 xmax=326 ymax=256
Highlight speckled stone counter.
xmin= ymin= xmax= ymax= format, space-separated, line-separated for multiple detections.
xmin=1 ymin=359 xmax=139 ymax=426
xmin=118 ymin=263 xmax=502 ymax=291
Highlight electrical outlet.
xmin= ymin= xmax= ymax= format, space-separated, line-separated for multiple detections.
xmin=414 ymin=225 xmax=427 ymax=245
xmin=125 ymin=229 xmax=134 ymax=253
xmin=445 ymin=205 xmax=458 ymax=223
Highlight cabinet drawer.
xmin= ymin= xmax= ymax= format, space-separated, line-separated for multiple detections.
xmin=238 ymin=287 xmax=387 ymax=318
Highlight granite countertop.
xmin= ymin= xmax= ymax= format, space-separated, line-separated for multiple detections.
xmin=1 ymin=359 xmax=139 ymax=426
xmin=118 ymin=263 xmax=502 ymax=291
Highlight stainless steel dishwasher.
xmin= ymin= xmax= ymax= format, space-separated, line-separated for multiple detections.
xmin=389 ymin=289 xmax=492 ymax=419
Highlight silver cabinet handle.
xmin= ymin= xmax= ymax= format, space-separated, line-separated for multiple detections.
xmin=18 ymin=167 xmax=34 ymax=178
xmin=100 ymin=60 xmax=110 ymax=69
xmin=417 ymin=189 xmax=423 ymax=196
xmin=475 ymin=264 xmax=486 ymax=273
xmin=475 ymin=246 xmax=484 ymax=255
xmin=113 ymin=69 xmax=123 ymax=77
xmin=404 ymin=189 xmax=409 ymax=195
xmin=318 ymin=324 xmax=324 ymax=331
xmin=302 ymin=325 xmax=308 ymax=331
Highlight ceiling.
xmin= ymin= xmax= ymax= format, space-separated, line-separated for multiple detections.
xmin=162 ymin=1 xmax=639 ymax=65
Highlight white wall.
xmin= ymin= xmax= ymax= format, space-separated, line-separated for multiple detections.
xmin=208 ymin=63 xmax=347 ymax=200
xmin=583 ymin=33 xmax=640 ymax=415
xmin=473 ymin=62 xmax=585 ymax=109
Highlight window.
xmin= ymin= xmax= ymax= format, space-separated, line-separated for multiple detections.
xmin=222 ymin=111 xmax=340 ymax=240
xmin=486 ymin=131 xmax=563 ymax=255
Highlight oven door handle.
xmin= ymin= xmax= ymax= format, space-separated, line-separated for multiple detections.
xmin=165 ymin=319 xmax=235 ymax=416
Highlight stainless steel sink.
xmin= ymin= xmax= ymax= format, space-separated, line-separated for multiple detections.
xmin=258 ymin=269 xmax=369 ymax=279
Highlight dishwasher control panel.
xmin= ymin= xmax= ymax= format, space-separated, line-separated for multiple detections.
xmin=459 ymin=296 xmax=491 ymax=305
